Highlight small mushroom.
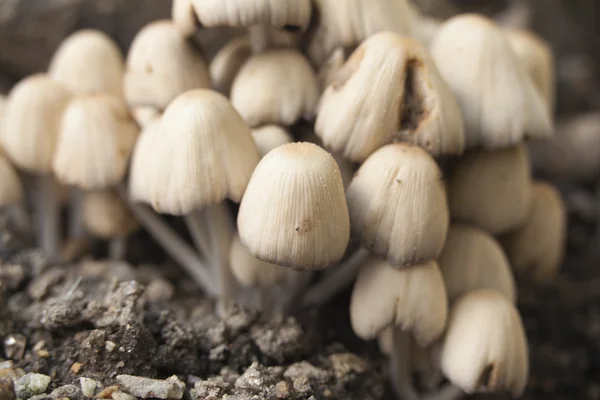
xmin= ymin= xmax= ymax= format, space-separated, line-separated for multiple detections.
xmin=48 ymin=30 xmax=124 ymax=98
xmin=430 ymin=14 xmax=552 ymax=149
xmin=316 ymin=32 xmax=465 ymax=162
xmin=449 ymin=143 xmax=532 ymax=235
xmin=172 ymin=0 xmax=197 ymax=37
xmin=237 ymin=142 xmax=350 ymax=270
xmin=500 ymin=181 xmax=566 ymax=282
xmin=210 ymin=36 xmax=252 ymax=95
xmin=251 ymin=125 xmax=294 ymax=157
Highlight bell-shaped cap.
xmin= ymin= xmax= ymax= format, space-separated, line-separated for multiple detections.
xmin=440 ymin=289 xmax=529 ymax=397
xmin=210 ymin=36 xmax=252 ymax=95
xmin=500 ymin=182 xmax=566 ymax=281
xmin=346 ymin=143 xmax=449 ymax=267
xmin=83 ymin=189 xmax=139 ymax=239
xmin=229 ymin=234 xmax=288 ymax=288
xmin=52 ymin=95 xmax=139 ymax=189
xmin=439 ymin=224 xmax=516 ymax=303
xmin=49 ymin=30 xmax=124 ymax=98
xmin=316 ymin=32 xmax=464 ymax=162
xmin=124 ymin=20 xmax=211 ymax=111
xmin=237 ymin=142 xmax=350 ymax=270
xmin=129 ymin=120 xmax=161 ymax=205
xmin=430 ymin=14 xmax=552 ymax=149
xmin=251 ymin=125 xmax=294 ymax=157
xmin=231 ymin=50 xmax=319 ymax=127
xmin=0 ymin=153 xmax=23 ymax=207
xmin=1 ymin=74 xmax=72 ymax=174
xmin=449 ymin=143 xmax=532 ymax=235
xmin=350 ymin=257 xmax=447 ymax=345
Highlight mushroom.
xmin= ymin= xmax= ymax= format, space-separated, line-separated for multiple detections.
xmin=316 ymin=32 xmax=465 ymax=162
xmin=124 ymin=20 xmax=211 ymax=119
xmin=448 ymin=143 xmax=532 ymax=235
xmin=430 ymin=14 xmax=552 ymax=149
xmin=48 ymin=30 xmax=124 ymax=98
xmin=439 ymin=224 xmax=516 ymax=303
xmin=500 ymin=181 xmax=566 ymax=282
xmin=172 ymin=0 xmax=197 ymax=37
xmin=230 ymin=49 xmax=319 ymax=128
xmin=237 ymin=142 xmax=350 ymax=270
xmin=251 ymin=125 xmax=294 ymax=157
xmin=210 ymin=36 xmax=252 ymax=95
xmin=350 ymin=257 xmax=447 ymax=400
xmin=131 ymin=106 xmax=161 ymax=129
xmin=1 ymin=74 xmax=72 ymax=258
xmin=406 ymin=3 xmax=442 ymax=47
xmin=82 ymin=189 xmax=139 ymax=260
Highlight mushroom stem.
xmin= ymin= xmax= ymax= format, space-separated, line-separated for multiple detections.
xmin=184 ymin=209 xmax=213 ymax=263
xmin=390 ymin=327 xmax=419 ymax=400
xmin=421 ymin=384 xmax=463 ymax=400
xmin=248 ymin=25 xmax=270 ymax=53
xmin=109 ymin=236 xmax=127 ymax=260
xmin=300 ymin=247 xmax=370 ymax=307
xmin=68 ymin=187 xmax=86 ymax=238
xmin=35 ymin=174 xmax=61 ymax=260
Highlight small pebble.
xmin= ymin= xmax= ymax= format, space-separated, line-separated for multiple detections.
xmin=328 ymin=353 xmax=368 ymax=378
xmin=96 ymin=386 xmax=119 ymax=399
xmin=70 ymin=362 xmax=83 ymax=374
xmin=116 ymin=374 xmax=185 ymax=399
xmin=80 ymin=377 xmax=98 ymax=398
xmin=3 ymin=334 xmax=26 ymax=360
xmin=14 ymin=373 xmax=51 ymax=399
xmin=105 ymin=341 xmax=117 ymax=353
xmin=111 ymin=391 xmax=137 ymax=400
xmin=235 ymin=363 xmax=277 ymax=392
xmin=274 ymin=381 xmax=289 ymax=399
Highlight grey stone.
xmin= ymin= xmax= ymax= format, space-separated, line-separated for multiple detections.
xmin=116 ymin=375 xmax=185 ymax=399
xmin=14 ymin=373 xmax=51 ymax=399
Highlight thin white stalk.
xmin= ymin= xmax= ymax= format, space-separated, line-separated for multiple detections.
xmin=184 ymin=209 xmax=213 ymax=262
xmin=35 ymin=175 xmax=61 ymax=260
xmin=248 ymin=24 xmax=269 ymax=53
xmin=390 ymin=327 xmax=419 ymax=400
xmin=300 ymin=247 xmax=370 ymax=307
xmin=109 ymin=236 xmax=127 ymax=260
xmin=421 ymin=384 xmax=463 ymax=400
xmin=68 ymin=188 xmax=85 ymax=238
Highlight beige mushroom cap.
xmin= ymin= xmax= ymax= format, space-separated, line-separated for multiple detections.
xmin=0 ymin=153 xmax=23 ymax=207
xmin=83 ymin=189 xmax=139 ymax=239
xmin=316 ymin=32 xmax=465 ymax=162
xmin=350 ymin=257 xmax=448 ymax=345
xmin=1 ymin=74 xmax=72 ymax=174
xmin=131 ymin=106 xmax=161 ymax=129
xmin=237 ymin=142 xmax=350 ymax=270
xmin=48 ymin=30 xmax=124 ymax=98
xmin=210 ymin=36 xmax=252 ymax=95
xmin=430 ymin=14 xmax=552 ymax=149
xmin=231 ymin=50 xmax=319 ymax=128
xmin=500 ymin=182 xmax=566 ymax=281
xmin=124 ymin=20 xmax=211 ymax=111
xmin=129 ymin=120 xmax=161 ymax=204
xmin=346 ymin=143 xmax=449 ymax=267
xmin=439 ymin=224 xmax=516 ymax=303
xmin=251 ymin=125 xmax=294 ymax=157
xmin=449 ymin=143 xmax=532 ymax=235
xmin=441 ymin=289 xmax=529 ymax=397
xmin=52 ymin=95 xmax=139 ymax=190
xmin=172 ymin=0 xmax=197 ymax=37
xmin=229 ymin=234 xmax=288 ymax=287
xmin=190 ymin=0 xmax=312 ymax=31
xmin=138 ymin=89 xmax=260 ymax=215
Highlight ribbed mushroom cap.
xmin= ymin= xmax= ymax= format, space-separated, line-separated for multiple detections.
xmin=237 ymin=142 xmax=350 ymax=270
xmin=350 ymin=257 xmax=448 ymax=345
xmin=449 ymin=143 xmax=532 ymax=235
xmin=1 ymin=74 xmax=72 ymax=174
xmin=231 ymin=50 xmax=319 ymax=127
xmin=307 ymin=0 xmax=413 ymax=65
xmin=139 ymin=89 xmax=260 ymax=215
xmin=210 ymin=36 xmax=252 ymax=95
xmin=500 ymin=182 xmax=566 ymax=281
xmin=48 ymin=30 xmax=124 ymax=98
xmin=52 ymin=95 xmax=139 ymax=190
xmin=430 ymin=14 xmax=552 ymax=149
xmin=190 ymin=0 xmax=312 ymax=31
xmin=251 ymin=125 xmax=294 ymax=157
xmin=83 ymin=189 xmax=139 ymax=239
xmin=346 ymin=143 xmax=449 ymax=267
xmin=172 ymin=0 xmax=197 ymax=37
xmin=0 ymin=153 xmax=23 ymax=207
xmin=124 ymin=20 xmax=211 ymax=111
xmin=229 ymin=234 xmax=288 ymax=288
xmin=129 ymin=120 xmax=161 ymax=204
xmin=506 ymin=29 xmax=555 ymax=112
xmin=439 ymin=224 xmax=516 ymax=303
xmin=316 ymin=32 xmax=465 ymax=162
xmin=441 ymin=289 xmax=528 ymax=397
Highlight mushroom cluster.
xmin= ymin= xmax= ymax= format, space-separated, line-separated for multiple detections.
xmin=0 ymin=1 xmax=569 ymax=399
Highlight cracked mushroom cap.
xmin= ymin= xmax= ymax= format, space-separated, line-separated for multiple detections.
xmin=449 ymin=143 xmax=532 ymax=235
xmin=52 ymin=94 xmax=139 ymax=190
xmin=138 ymin=89 xmax=260 ymax=215
xmin=230 ymin=50 xmax=319 ymax=128
xmin=124 ymin=20 xmax=210 ymax=112
xmin=316 ymin=32 xmax=465 ymax=162
xmin=229 ymin=234 xmax=288 ymax=288
xmin=440 ymin=289 xmax=528 ymax=397
xmin=237 ymin=142 xmax=350 ymax=270
xmin=1 ymin=74 xmax=72 ymax=174
xmin=439 ymin=224 xmax=516 ymax=303
xmin=48 ymin=30 xmax=124 ymax=98
xmin=83 ymin=189 xmax=139 ymax=239
xmin=500 ymin=182 xmax=566 ymax=282
xmin=506 ymin=29 xmax=555 ymax=113
xmin=350 ymin=257 xmax=448 ymax=345
xmin=0 ymin=153 xmax=23 ymax=207
xmin=346 ymin=143 xmax=449 ymax=267
xmin=210 ymin=36 xmax=252 ymax=95
xmin=430 ymin=14 xmax=552 ymax=149
xmin=251 ymin=125 xmax=294 ymax=157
